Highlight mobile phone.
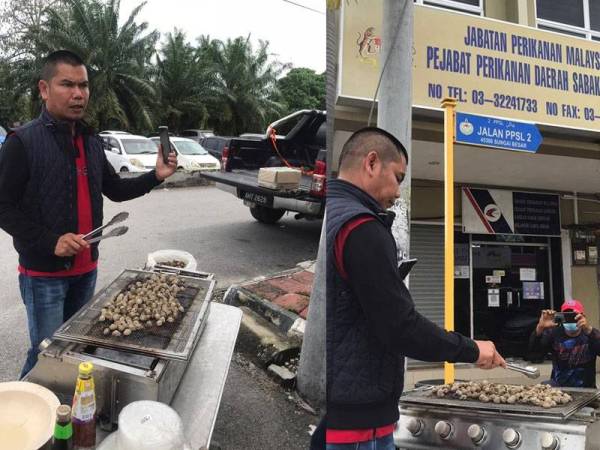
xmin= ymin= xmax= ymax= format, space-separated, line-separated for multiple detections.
xmin=158 ymin=126 xmax=171 ymax=164
xmin=398 ymin=258 xmax=418 ymax=280
xmin=554 ymin=311 xmax=577 ymax=324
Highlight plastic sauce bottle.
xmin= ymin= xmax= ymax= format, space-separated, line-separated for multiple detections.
xmin=72 ymin=362 xmax=96 ymax=449
xmin=51 ymin=404 xmax=73 ymax=450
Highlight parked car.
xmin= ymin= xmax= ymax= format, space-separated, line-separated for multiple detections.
xmin=149 ymin=136 xmax=220 ymax=171
xmin=99 ymin=130 xmax=131 ymax=135
xmin=0 ymin=125 xmax=6 ymax=145
xmin=100 ymin=133 xmax=158 ymax=172
xmin=199 ymin=135 xmax=234 ymax=159
xmin=238 ymin=133 xmax=267 ymax=140
xmin=179 ymin=129 xmax=214 ymax=143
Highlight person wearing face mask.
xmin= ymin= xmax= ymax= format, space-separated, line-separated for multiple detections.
xmin=529 ymin=299 xmax=600 ymax=388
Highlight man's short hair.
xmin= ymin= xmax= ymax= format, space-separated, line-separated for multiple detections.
xmin=41 ymin=50 xmax=85 ymax=81
xmin=338 ymin=127 xmax=409 ymax=171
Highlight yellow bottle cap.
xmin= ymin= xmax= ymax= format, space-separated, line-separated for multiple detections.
xmin=78 ymin=362 xmax=94 ymax=376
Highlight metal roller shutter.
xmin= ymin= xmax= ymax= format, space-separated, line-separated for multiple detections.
xmin=407 ymin=224 xmax=444 ymax=367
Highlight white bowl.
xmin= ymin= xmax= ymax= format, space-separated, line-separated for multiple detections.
xmin=0 ymin=381 xmax=60 ymax=450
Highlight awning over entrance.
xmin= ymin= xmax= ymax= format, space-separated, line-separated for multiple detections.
xmin=412 ymin=139 xmax=600 ymax=194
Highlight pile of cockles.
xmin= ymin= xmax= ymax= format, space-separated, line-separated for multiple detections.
xmin=98 ymin=274 xmax=185 ymax=337
xmin=430 ymin=381 xmax=572 ymax=408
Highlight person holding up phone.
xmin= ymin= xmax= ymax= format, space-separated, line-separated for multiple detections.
xmin=0 ymin=50 xmax=178 ymax=378
xmin=529 ymin=299 xmax=600 ymax=388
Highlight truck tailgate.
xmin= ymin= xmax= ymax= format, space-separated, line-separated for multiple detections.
xmin=201 ymin=169 xmax=313 ymax=197
xmin=201 ymin=169 xmax=323 ymax=216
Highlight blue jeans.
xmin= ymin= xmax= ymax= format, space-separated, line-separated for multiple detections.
xmin=326 ymin=434 xmax=396 ymax=450
xmin=19 ymin=269 xmax=97 ymax=378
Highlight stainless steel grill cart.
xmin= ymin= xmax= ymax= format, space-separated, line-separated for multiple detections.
xmin=26 ymin=267 xmax=242 ymax=449
xmin=395 ymin=384 xmax=600 ymax=449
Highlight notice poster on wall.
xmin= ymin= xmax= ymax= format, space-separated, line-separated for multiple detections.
xmin=571 ymin=229 xmax=598 ymax=265
xmin=520 ymin=268 xmax=536 ymax=281
xmin=588 ymin=246 xmax=598 ymax=265
xmin=488 ymin=288 xmax=500 ymax=307
xmin=574 ymin=250 xmax=587 ymax=264
xmin=486 ymin=275 xmax=502 ymax=284
xmin=455 ymin=266 xmax=470 ymax=279
xmin=523 ymin=282 xmax=544 ymax=300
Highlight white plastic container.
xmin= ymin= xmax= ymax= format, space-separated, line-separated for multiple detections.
xmin=98 ymin=401 xmax=190 ymax=450
xmin=146 ymin=250 xmax=197 ymax=271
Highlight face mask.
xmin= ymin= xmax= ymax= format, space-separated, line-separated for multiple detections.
xmin=563 ymin=323 xmax=578 ymax=333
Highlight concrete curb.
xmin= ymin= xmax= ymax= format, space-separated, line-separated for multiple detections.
xmin=223 ymin=260 xmax=315 ymax=339
xmin=225 ymin=285 xmax=306 ymax=338
xmin=236 ymin=307 xmax=301 ymax=388
xmin=119 ymin=170 xmax=216 ymax=189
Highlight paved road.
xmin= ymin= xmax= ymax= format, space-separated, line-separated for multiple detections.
xmin=0 ymin=185 xmax=321 ymax=449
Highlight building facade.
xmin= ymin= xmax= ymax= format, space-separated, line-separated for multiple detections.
xmin=332 ymin=0 xmax=600 ymax=360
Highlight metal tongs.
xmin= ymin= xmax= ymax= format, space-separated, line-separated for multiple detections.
xmin=83 ymin=211 xmax=129 ymax=244
xmin=505 ymin=362 xmax=540 ymax=379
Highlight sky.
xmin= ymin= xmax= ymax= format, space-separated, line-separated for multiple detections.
xmin=118 ymin=0 xmax=326 ymax=73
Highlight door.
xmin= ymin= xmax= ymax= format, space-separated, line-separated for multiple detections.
xmin=471 ymin=242 xmax=551 ymax=357
xmin=104 ymin=137 xmax=124 ymax=171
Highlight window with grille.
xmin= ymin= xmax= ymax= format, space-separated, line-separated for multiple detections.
xmin=414 ymin=0 xmax=483 ymax=16
xmin=536 ymin=0 xmax=600 ymax=40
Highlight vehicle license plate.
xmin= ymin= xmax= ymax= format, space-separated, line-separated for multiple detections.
xmin=241 ymin=190 xmax=272 ymax=207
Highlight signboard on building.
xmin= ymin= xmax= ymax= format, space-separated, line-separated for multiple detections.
xmin=340 ymin=3 xmax=600 ymax=132
xmin=462 ymin=187 xmax=561 ymax=236
xmin=455 ymin=112 xmax=542 ymax=152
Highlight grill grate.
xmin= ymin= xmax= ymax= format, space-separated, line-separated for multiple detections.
xmin=400 ymin=385 xmax=600 ymax=420
xmin=53 ymin=269 xmax=214 ymax=361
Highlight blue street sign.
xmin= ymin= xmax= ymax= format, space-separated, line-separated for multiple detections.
xmin=455 ymin=112 xmax=542 ymax=153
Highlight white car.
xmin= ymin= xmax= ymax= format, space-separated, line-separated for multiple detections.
xmin=150 ymin=136 xmax=220 ymax=171
xmin=99 ymin=130 xmax=131 ymax=135
xmin=101 ymin=133 xmax=158 ymax=173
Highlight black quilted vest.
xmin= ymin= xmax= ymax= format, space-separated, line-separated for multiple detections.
xmin=13 ymin=109 xmax=104 ymax=272
xmin=326 ymin=179 xmax=405 ymax=428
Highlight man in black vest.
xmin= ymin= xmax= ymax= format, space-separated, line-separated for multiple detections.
xmin=0 ymin=50 xmax=177 ymax=377
xmin=325 ymin=127 xmax=505 ymax=450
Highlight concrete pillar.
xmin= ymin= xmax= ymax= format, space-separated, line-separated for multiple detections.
xmin=295 ymin=5 xmax=338 ymax=408
xmin=296 ymin=220 xmax=326 ymax=408
xmin=377 ymin=0 xmax=413 ymax=261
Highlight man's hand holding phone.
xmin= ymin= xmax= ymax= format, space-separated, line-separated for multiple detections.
xmin=155 ymin=126 xmax=177 ymax=181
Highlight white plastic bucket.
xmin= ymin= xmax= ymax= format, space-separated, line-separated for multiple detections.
xmin=146 ymin=250 xmax=197 ymax=271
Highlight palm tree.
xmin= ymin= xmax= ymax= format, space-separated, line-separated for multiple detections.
xmin=0 ymin=0 xmax=68 ymax=61
xmin=38 ymin=0 xmax=159 ymax=132
xmin=200 ymin=35 xmax=288 ymax=136
xmin=155 ymin=30 xmax=211 ymax=132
